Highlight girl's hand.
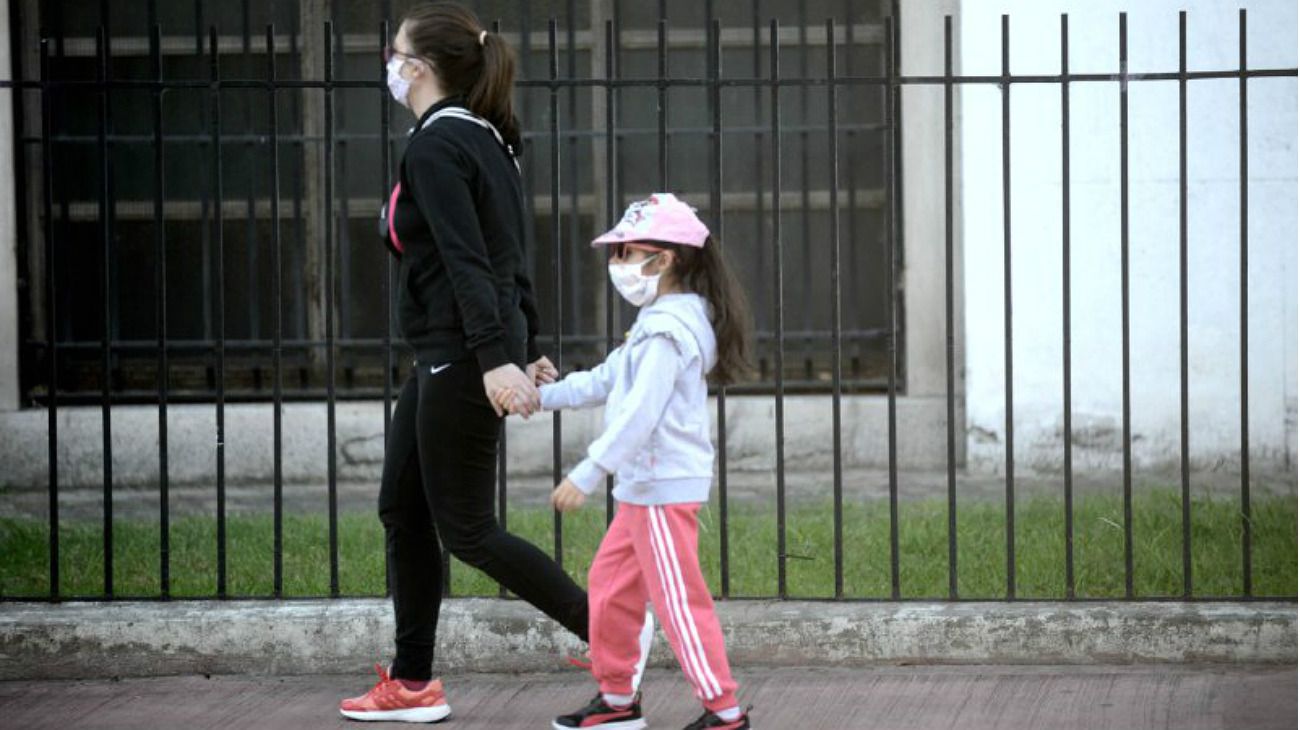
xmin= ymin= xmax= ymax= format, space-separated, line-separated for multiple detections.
xmin=529 ymin=356 xmax=559 ymax=385
xmin=551 ymin=479 xmax=586 ymax=513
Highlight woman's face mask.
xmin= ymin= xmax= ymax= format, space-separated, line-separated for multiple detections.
xmin=608 ymin=253 xmax=663 ymax=307
xmin=386 ymin=56 xmax=413 ymax=108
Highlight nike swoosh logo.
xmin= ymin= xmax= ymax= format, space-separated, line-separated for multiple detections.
xmin=429 ymin=363 xmax=452 ymax=376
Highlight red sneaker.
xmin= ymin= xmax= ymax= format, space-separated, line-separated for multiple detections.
xmin=339 ymin=664 xmax=452 ymax=723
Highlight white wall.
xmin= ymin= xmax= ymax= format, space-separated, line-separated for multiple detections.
xmin=959 ymin=0 xmax=1296 ymax=473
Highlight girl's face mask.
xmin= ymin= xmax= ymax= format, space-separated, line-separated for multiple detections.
xmin=608 ymin=253 xmax=663 ymax=307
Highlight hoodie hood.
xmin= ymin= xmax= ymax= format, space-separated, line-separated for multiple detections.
xmin=638 ymin=292 xmax=717 ymax=374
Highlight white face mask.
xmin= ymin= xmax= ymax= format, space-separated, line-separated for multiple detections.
xmin=386 ymin=57 xmax=412 ymax=108
xmin=608 ymin=254 xmax=662 ymax=307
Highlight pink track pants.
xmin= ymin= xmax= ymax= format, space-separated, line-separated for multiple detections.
xmin=587 ymin=501 xmax=739 ymax=713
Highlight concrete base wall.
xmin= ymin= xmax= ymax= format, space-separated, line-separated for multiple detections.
xmin=0 ymin=599 xmax=1293 ymax=681
xmin=0 ymin=396 xmax=960 ymax=490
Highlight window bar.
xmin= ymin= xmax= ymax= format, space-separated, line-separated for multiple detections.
xmin=566 ymin=0 xmax=580 ymax=357
xmin=96 ymin=25 xmax=115 ymax=598
xmin=770 ymin=18 xmax=788 ymax=599
xmin=336 ymin=28 xmax=353 ymax=356
xmin=268 ymin=23 xmax=285 ymax=598
xmin=826 ymin=17 xmax=844 ymax=600
xmin=324 ymin=19 xmax=341 ymax=597
xmin=999 ymin=14 xmax=1015 ymax=600
xmin=550 ymin=17 xmax=564 ymax=567
xmin=244 ymin=7 xmax=259 ymax=347
xmin=943 ymin=15 xmax=958 ymax=600
xmin=658 ymin=18 xmax=667 ymax=189
xmin=1237 ymin=8 xmax=1252 ymax=598
xmin=751 ymin=1 xmax=766 ymax=376
xmin=1061 ymin=14 xmax=1075 ymax=600
xmin=798 ymin=1 xmax=812 ymax=380
xmin=884 ymin=13 xmax=901 ymax=601
xmin=381 ymin=20 xmax=394 ymax=435
xmin=708 ymin=16 xmax=730 ymax=599
xmin=151 ymin=23 xmax=171 ymax=599
xmin=1118 ymin=12 xmax=1134 ymax=600
xmin=1177 ymin=11 xmax=1192 ymax=598
xmin=39 ymin=36 xmax=60 ymax=600
xmin=208 ymin=25 xmax=228 ymax=598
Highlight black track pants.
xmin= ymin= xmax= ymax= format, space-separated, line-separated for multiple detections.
xmin=378 ymin=360 xmax=589 ymax=680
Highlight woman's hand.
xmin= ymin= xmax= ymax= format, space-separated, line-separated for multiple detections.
xmin=484 ymin=364 xmax=540 ymax=418
xmin=528 ymin=356 xmax=559 ymax=385
xmin=551 ymin=479 xmax=586 ymax=513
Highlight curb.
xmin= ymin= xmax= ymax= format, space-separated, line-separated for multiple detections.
xmin=0 ymin=599 xmax=1294 ymax=680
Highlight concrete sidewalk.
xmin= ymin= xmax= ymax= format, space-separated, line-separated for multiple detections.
xmin=0 ymin=665 xmax=1293 ymax=730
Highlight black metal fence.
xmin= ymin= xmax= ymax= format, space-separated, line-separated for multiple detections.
xmin=2 ymin=6 xmax=1296 ymax=604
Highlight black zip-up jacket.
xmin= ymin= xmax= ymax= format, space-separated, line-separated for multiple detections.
xmin=386 ymin=97 xmax=541 ymax=373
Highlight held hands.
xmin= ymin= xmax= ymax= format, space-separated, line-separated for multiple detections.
xmin=483 ymin=363 xmax=541 ymax=419
xmin=492 ymin=357 xmax=559 ymax=418
xmin=550 ymin=478 xmax=586 ymax=513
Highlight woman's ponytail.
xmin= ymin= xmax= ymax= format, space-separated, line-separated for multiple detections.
xmin=468 ymin=31 xmax=520 ymax=150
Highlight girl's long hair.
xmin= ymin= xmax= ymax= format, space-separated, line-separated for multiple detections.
xmin=402 ymin=1 xmax=521 ymax=150
xmin=665 ymin=238 xmax=753 ymax=386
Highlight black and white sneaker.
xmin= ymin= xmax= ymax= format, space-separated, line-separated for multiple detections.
xmin=552 ymin=693 xmax=647 ymax=730
xmin=682 ymin=706 xmax=753 ymax=730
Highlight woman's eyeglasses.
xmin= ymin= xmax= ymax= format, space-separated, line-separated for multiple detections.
xmin=383 ymin=46 xmax=417 ymax=64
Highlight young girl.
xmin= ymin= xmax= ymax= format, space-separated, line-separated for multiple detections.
xmin=530 ymin=193 xmax=755 ymax=730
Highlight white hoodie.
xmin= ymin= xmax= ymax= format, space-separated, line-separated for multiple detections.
xmin=540 ymin=292 xmax=717 ymax=505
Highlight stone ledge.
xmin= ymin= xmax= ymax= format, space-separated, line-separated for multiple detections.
xmin=0 ymin=599 xmax=1293 ymax=680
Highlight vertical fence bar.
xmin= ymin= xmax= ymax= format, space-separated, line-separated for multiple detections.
xmin=40 ymin=36 xmax=60 ymax=600
xmin=1237 ymin=8 xmax=1252 ymax=598
xmin=1118 ymin=12 xmax=1134 ymax=600
xmin=549 ymin=18 xmax=564 ymax=567
xmin=1177 ymin=11 xmax=1192 ymax=599
xmin=943 ymin=15 xmax=958 ymax=600
xmin=151 ymin=23 xmax=171 ymax=599
xmin=96 ymin=25 xmax=114 ymax=598
xmin=1060 ymin=14 xmax=1075 ymax=600
xmin=209 ymin=26 xmax=228 ymax=598
xmin=884 ymin=14 xmax=901 ymax=600
xmin=770 ymin=18 xmax=787 ymax=599
xmin=495 ymin=18 xmax=510 ymax=599
xmin=709 ymin=17 xmax=730 ymax=599
xmin=605 ymin=17 xmax=618 ymax=528
xmin=268 ymin=24 xmax=285 ymax=598
xmin=1000 ymin=14 xmax=1015 ymax=601
xmin=826 ymin=18 xmax=844 ymax=599
xmin=325 ymin=19 xmax=341 ymax=597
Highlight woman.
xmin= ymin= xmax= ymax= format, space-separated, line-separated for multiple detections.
xmin=340 ymin=2 xmax=589 ymax=722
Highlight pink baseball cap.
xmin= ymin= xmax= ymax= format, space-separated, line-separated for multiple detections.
xmin=591 ymin=193 xmax=710 ymax=248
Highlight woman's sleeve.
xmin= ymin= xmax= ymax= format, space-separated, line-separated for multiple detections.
xmin=404 ymin=134 xmax=511 ymax=373
xmin=516 ymin=269 xmax=542 ymax=363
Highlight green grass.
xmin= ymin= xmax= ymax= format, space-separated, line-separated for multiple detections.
xmin=1 ymin=490 xmax=1293 ymax=600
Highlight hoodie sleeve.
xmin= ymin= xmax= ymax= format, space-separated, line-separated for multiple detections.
xmin=403 ymin=133 xmax=511 ymax=373
xmin=565 ymin=334 xmax=684 ymax=494
xmin=540 ymin=347 xmax=621 ymax=412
